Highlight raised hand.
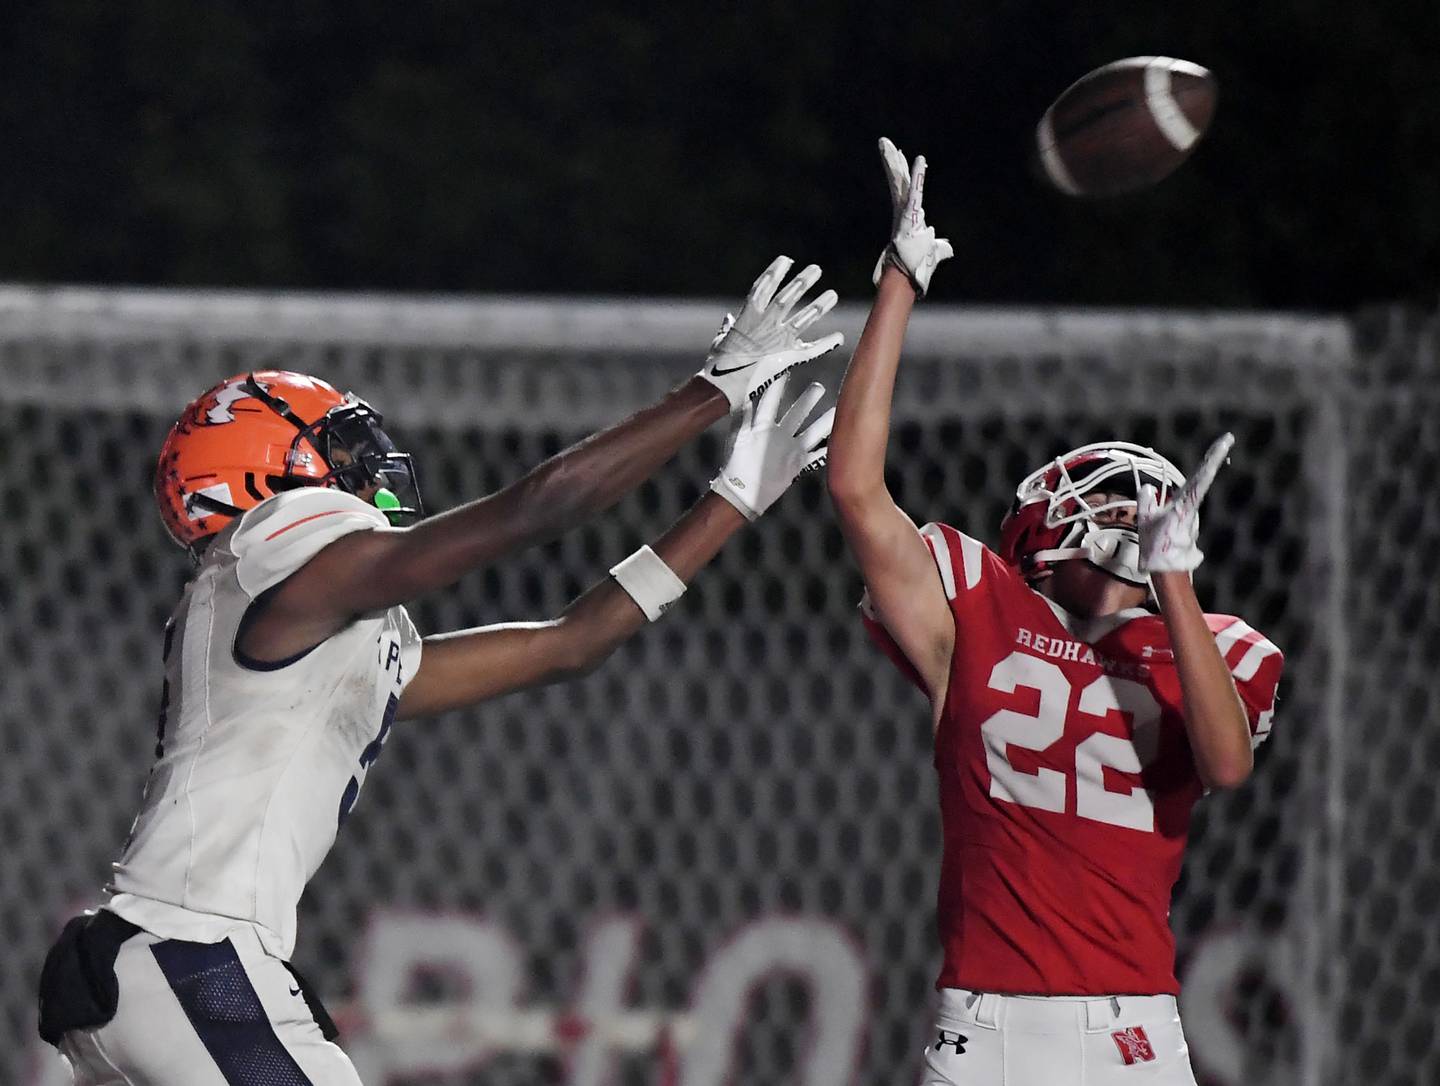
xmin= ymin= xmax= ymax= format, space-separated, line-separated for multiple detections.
xmin=1138 ymin=432 xmax=1235 ymax=573
xmin=711 ymin=372 xmax=834 ymax=520
xmin=873 ymin=137 xmax=954 ymax=297
xmin=699 ymin=256 xmax=844 ymax=412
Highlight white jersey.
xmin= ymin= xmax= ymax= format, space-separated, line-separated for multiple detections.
xmin=106 ymin=488 xmax=422 ymax=960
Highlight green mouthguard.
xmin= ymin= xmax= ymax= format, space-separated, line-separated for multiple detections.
xmin=373 ymin=487 xmax=402 ymax=523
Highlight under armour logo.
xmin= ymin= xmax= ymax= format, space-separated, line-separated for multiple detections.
xmin=1112 ymin=1026 xmax=1156 ymax=1065
xmin=935 ymin=1029 xmax=968 ymax=1054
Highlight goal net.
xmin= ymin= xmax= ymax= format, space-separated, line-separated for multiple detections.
xmin=4 ymin=286 xmax=1424 ymax=1086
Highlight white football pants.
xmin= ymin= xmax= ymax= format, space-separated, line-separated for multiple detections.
xmin=919 ymin=987 xmax=1199 ymax=1086
xmin=56 ymin=926 xmax=361 ymax=1086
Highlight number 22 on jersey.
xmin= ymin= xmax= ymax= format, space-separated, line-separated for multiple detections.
xmin=980 ymin=651 xmax=1161 ymax=832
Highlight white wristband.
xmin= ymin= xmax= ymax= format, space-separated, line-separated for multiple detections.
xmin=609 ymin=545 xmax=687 ymax=622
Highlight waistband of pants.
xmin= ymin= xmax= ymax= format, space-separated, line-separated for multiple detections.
xmin=937 ymin=987 xmax=1179 ymax=1034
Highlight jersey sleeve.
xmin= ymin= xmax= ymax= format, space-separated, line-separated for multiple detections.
xmin=858 ymin=522 xmax=1013 ymax=696
xmin=230 ymin=488 xmax=389 ymax=600
xmin=1208 ymin=615 xmax=1285 ymax=749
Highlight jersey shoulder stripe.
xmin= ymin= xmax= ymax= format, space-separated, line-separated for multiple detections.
xmin=1208 ymin=615 xmax=1283 ymax=682
xmin=1211 ymin=616 xmax=1252 ymax=655
xmin=1205 ymin=614 xmax=1284 ymax=748
xmin=958 ymin=534 xmax=984 ymax=591
xmin=918 ymin=522 xmax=992 ymax=597
xmin=1233 ymin=633 xmax=1282 ymax=682
xmin=918 ymin=523 xmax=958 ymax=599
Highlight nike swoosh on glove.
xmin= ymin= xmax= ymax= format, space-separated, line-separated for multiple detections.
xmin=700 ymin=255 xmax=844 ymax=412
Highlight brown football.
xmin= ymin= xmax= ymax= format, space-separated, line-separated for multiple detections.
xmin=1036 ymin=56 xmax=1217 ymax=197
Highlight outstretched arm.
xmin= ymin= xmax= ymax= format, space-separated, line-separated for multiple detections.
xmin=1139 ymin=434 xmax=1253 ymax=789
xmin=244 ymin=259 xmax=841 ymax=662
xmin=397 ymin=375 xmax=833 ymax=719
xmin=828 ymin=140 xmax=956 ymax=712
xmin=396 ymin=493 xmax=743 ymax=718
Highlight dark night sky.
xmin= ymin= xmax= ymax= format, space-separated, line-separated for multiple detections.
xmin=3 ymin=1 xmax=1438 ymax=309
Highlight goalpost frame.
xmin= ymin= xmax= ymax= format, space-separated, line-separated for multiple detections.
xmin=2 ymin=286 xmax=1355 ymax=1086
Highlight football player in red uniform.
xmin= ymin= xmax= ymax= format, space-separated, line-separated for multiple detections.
xmin=826 ymin=140 xmax=1283 ymax=1086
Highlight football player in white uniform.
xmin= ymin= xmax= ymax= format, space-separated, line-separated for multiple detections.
xmin=37 ymin=257 xmax=841 ymax=1086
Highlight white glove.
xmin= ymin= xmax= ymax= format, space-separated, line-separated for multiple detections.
xmin=711 ymin=372 xmax=834 ymax=521
xmin=1138 ymin=432 xmax=1235 ymax=573
xmin=699 ymin=255 xmax=844 ymax=413
xmin=872 ymin=137 xmax=954 ymax=298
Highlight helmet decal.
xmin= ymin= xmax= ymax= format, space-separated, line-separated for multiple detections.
xmin=202 ymin=380 xmax=256 ymax=425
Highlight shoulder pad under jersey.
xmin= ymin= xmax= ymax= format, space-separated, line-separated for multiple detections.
xmin=230 ymin=488 xmax=389 ymax=599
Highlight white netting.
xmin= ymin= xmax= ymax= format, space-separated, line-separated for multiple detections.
xmin=4 ymin=286 xmax=1409 ymax=1086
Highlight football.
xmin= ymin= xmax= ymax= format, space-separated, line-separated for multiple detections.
xmin=1036 ymin=56 xmax=1217 ymax=197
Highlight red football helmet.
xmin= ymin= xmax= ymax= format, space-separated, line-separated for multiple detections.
xmin=998 ymin=441 xmax=1185 ymax=586
xmin=154 ymin=371 xmax=423 ymax=554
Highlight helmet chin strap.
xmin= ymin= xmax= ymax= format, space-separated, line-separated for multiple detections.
xmin=1030 ymin=525 xmax=1148 ymax=588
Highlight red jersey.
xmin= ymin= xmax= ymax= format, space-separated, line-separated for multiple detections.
xmin=862 ymin=523 xmax=1283 ymax=997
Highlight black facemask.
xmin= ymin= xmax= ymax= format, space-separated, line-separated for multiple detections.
xmin=293 ymin=401 xmax=424 ymax=526
xmin=232 ymin=375 xmax=425 ymax=525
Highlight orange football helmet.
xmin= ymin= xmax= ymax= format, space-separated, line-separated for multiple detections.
xmin=154 ymin=370 xmax=423 ymax=554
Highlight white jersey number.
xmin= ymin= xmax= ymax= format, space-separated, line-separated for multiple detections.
xmin=980 ymin=651 xmax=1161 ymax=832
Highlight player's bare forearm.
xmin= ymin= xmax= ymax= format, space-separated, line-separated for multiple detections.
xmin=1152 ymin=571 xmax=1253 ymax=789
xmin=826 ymin=269 xmax=952 ymax=706
xmin=551 ymin=493 xmax=745 ymax=670
xmin=393 ymin=375 xmax=722 ymax=565
xmin=283 ymin=377 xmax=727 ymax=621
xmin=395 ymin=494 xmax=746 ymax=720
xmin=826 ymin=268 xmax=917 ymax=508
xmin=833 ymin=497 xmax=954 ymax=715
